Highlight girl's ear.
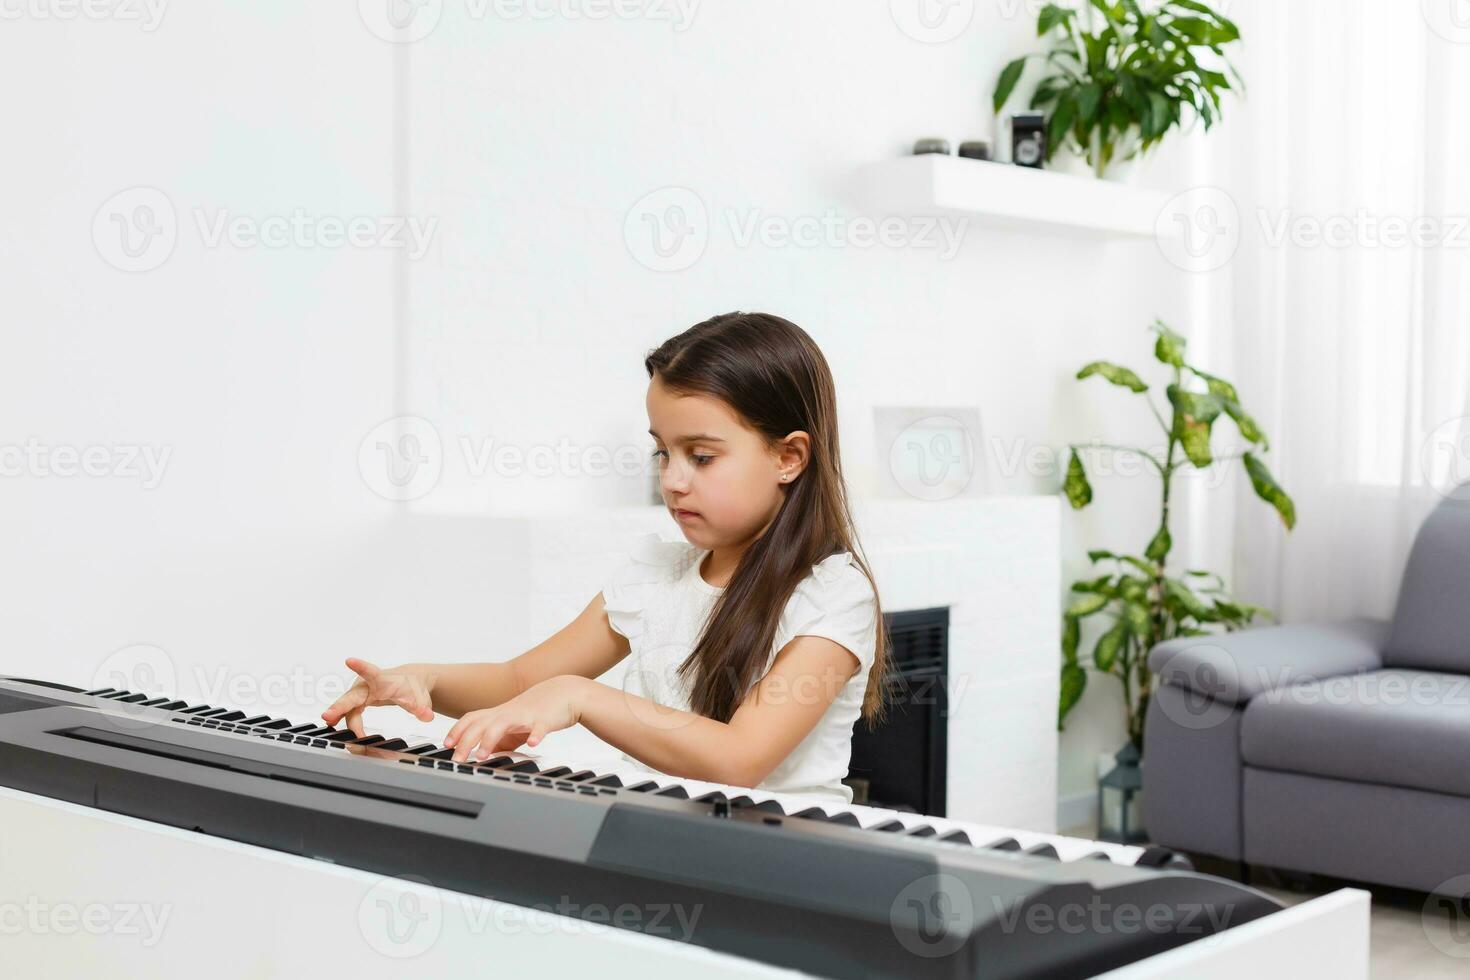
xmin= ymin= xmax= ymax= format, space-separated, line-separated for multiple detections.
xmin=775 ymin=431 xmax=811 ymax=482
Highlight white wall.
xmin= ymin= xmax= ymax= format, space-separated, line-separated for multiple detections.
xmin=0 ymin=2 xmax=1210 ymax=822
xmin=400 ymin=1 xmax=1200 ymax=803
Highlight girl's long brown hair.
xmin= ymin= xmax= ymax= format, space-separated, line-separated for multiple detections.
xmin=645 ymin=312 xmax=888 ymax=725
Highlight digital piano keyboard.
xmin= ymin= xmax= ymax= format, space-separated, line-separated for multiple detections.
xmin=0 ymin=675 xmax=1287 ymax=979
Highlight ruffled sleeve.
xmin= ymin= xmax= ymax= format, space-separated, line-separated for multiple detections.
xmin=773 ymin=552 xmax=880 ymax=675
xmin=601 ymin=532 xmax=695 ymax=641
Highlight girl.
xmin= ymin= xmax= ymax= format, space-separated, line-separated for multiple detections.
xmin=321 ymin=312 xmax=888 ymax=804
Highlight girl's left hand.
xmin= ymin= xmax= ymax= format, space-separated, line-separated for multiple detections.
xmin=442 ymin=675 xmax=586 ymax=764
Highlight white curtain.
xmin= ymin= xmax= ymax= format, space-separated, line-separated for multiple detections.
xmin=1208 ymin=0 xmax=1470 ymax=624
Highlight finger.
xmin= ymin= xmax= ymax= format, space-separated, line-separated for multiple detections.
xmin=450 ymin=719 xmax=488 ymax=763
xmin=345 ymin=706 xmax=366 ymax=739
xmin=478 ymin=720 xmax=522 ymax=760
xmin=344 ymin=657 xmax=382 ymax=684
xmin=391 ymin=690 xmax=434 ymax=723
xmin=443 ymin=715 xmax=471 ymax=749
xmin=526 ymin=723 xmax=547 ymax=749
xmin=321 ymin=685 xmax=367 ymax=725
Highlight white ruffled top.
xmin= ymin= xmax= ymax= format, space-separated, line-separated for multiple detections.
xmin=601 ymin=531 xmax=879 ymax=804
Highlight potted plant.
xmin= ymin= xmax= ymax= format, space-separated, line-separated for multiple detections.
xmin=993 ymin=0 xmax=1243 ymax=180
xmin=1058 ymin=321 xmax=1294 ymax=755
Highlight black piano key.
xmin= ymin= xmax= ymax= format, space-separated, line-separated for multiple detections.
xmin=625 ymin=781 xmax=660 ymax=792
xmin=375 ymin=738 xmax=408 ymax=751
xmin=478 ymin=756 xmax=517 ymax=769
xmin=1024 ymin=843 xmax=1060 ymax=860
xmin=283 ymin=723 xmax=317 ymax=734
xmin=589 ymin=774 xmax=623 ymax=787
xmin=156 ymin=700 xmax=189 ymax=711
xmin=563 ymin=770 xmax=598 ymax=782
xmin=437 ymin=761 xmax=456 ymax=770
xmin=655 ymin=785 xmax=689 ymax=799
xmin=938 ymin=830 xmax=972 ymax=845
xmin=403 ymin=743 xmax=438 ymax=755
xmin=322 ymin=730 xmax=356 ymax=742
xmin=793 ymin=806 xmax=833 ymax=822
xmin=349 ymin=734 xmax=386 ymax=746
xmin=214 ymin=711 xmax=247 ymax=722
xmin=695 ymin=791 xmax=729 ymax=804
xmin=177 ymin=705 xmax=213 ymax=715
xmin=872 ymin=820 xmax=907 ymax=833
xmin=195 ymin=708 xmax=229 ymax=718
xmin=536 ymin=766 xmax=572 ymax=779
xmin=425 ymin=748 xmax=457 ymax=760
xmin=906 ymin=825 xmax=937 ymax=838
xmin=115 ymin=693 xmax=150 ymax=703
xmin=506 ymin=760 xmax=541 ymax=773
xmin=138 ymin=697 xmax=172 ymax=707
xmin=257 ymin=718 xmax=293 ymax=730
xmin=1135 ymin=846 xmax=1193 ymax=871
xmin=236 ymin=715 xmax=271 ymax=726
xmin=985 ymin=837 xmax=1021 ymax=851
xmin=83 ymin=688 xmax=119 ymax=697
xmin=752 ymin=800 xmax=787 ymax=815
xmin=296 ymin=727 xmax=336 ymax=738
xmin=728 ymin=795 xmax=757 ymax=808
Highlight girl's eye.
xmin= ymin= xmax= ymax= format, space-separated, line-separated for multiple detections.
xmin=649 ymin=448 xmax=712 ymax=466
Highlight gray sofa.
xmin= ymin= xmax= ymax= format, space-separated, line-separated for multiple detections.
xmin=1143 ymin=492 xmax=1470 ymax=893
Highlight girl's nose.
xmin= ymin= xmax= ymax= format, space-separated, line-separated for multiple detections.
xmin=660 ymin=459 xmax=690 ymax=494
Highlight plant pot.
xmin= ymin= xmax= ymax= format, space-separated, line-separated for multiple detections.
xmin=1100 ymin=155 xmax=1140 ymax=183
xmin=1048 ymin=143 xmax=1095 ymax=178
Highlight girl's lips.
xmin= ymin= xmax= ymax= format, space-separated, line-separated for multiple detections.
xmin=673 ymin=508 xmax=701 ymax=520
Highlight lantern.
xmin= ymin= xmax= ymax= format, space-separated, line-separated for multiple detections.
xmin=1097 ymin=742 xmax=1147 ymax=844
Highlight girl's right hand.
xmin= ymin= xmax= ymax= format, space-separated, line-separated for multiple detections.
xmin=321 ymin=657 xmax=436 ymax=737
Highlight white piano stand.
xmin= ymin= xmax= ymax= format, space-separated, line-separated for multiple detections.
xmin=0 ymin=786 xmax=1369 ymax=979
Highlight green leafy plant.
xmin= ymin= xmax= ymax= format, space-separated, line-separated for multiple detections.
xmin=993 ymin=0 xmax=1243 ymax=177
xmin=1058 ymin=321 xmax=1295 ymax=749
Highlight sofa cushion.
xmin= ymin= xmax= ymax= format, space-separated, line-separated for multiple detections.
xmin=1241 ymin=668 xmax=1470 ymax=797
xmin=1386 ymin=494 xmax=1470 ymax=673
xmin=1149 ymin=618 xmax=1386 ymax=705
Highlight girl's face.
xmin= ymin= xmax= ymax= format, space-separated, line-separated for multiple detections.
xmin=646 ymin=376 xmax=808 ymax=552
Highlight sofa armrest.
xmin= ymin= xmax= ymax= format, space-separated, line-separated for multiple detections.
xmin=1148 ymin=617 xmax=1388 ymax=705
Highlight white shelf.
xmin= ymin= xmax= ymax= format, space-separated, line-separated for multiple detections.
xmin=860 ymin=154 xmax=1174 ymax=239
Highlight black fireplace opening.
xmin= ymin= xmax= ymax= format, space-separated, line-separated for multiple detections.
xmin=844 ymin=606 xmax=949 ymax=816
